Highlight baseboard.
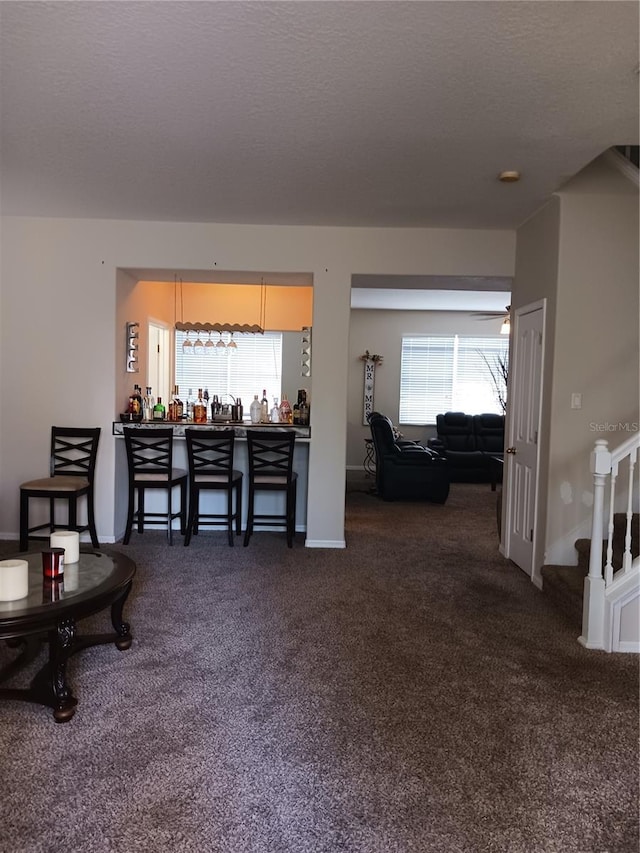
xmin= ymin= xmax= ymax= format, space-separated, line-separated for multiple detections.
xmin=305 ymin=539 xmax=346 ymax=549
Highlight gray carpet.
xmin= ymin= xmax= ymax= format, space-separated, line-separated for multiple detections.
xmin=0 ymin=483 xmax=638 ymax=853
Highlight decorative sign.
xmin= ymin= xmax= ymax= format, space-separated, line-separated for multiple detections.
xmin=363 ymin=358 xmax=375 ymax=424
xmin=360 ymin=350 xmax=384 ymax=425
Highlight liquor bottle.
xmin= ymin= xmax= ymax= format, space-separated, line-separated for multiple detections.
xmin=292 ymin=403 xmax=300 ymax=425
xmin=129 ymin=384 xmax=143 ymax=421
xmin=299 ymin=398 xmax=310 ymax=426
xmin=144 ymin=386 xmax=154 ymax=420
xmin=193 ymin=388 xmax=207 ymax=424
xmin=173 ymin=385 xmax=184 ymax=421
xmin=203 ymin=388 xmax=210 ymax=412
xmin=270 ymin=397 xmax=280 ymax=423
xmin=186 ymin=388 xmax=194 ymax=422
xmin=153 ymin=397 xmax=166 ymax=420
xmin=250 ymin=395 xmax=261 ymax=424
xmin=279 ymin=394 xmax=292 ymax=424
xmin=260 ymin=389 xmax=269 ymax=424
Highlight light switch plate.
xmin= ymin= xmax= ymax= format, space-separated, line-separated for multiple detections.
xmin=571 ymin=393 xmax=582 ymax=409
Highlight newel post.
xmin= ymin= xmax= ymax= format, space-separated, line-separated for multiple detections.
xmin=579 ymin=439 xmax=611 ymax=650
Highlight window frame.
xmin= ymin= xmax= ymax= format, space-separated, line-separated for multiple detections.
xmin=399 ymin=334 xmax=509 ymax=426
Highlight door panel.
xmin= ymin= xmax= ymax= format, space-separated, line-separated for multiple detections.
xmin=505 ymin=305 xmax=543 ymax=576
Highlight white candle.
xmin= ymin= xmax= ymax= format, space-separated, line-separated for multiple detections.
xmin=50 ymin=531 xmax=80 ymax=564
xmin=0 ymin=559 xmax=29 ymax=601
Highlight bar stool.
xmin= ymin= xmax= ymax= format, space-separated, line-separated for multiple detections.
xmin=184 ymin=428 xmax=243 ymax=547
xmin=19 ymin=426 xmax=101 ymax=552
xmin=123 ymin=427 xmax=187 ymax=545
xmin=243 ymin=430 xmax=297 ymax=548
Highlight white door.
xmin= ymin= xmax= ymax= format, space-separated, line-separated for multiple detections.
xmin=504 ymin=302 xmax=544 ymax=578
xmin=147 ymin=321 xmax=170 ymax=406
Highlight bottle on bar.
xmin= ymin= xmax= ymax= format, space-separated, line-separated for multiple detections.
xmin=250 ymin=395 xmax=261 ymax=424
xmin=153 ymin=397 xmax=166 ymax=420
xmin=193 ymin=388 xmax=207 ymax=424
xmin=144 ymin=386 xmax=154 ymax=420
xmin=279 ymin=394 xmax=292 ymax=424
xmin=260 ymin=389 xmax=269 ymax=424
xmin=173 ymin=385 xmax=184 ymax=421
xmin=129 ymin=384 xmax=143 ymax=421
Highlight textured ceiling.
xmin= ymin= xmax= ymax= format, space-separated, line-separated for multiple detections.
xmin=0 ymin=1 xmax=638 ymax=230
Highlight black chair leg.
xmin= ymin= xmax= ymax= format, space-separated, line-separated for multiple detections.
xmin=123 ymin=486 xmax=135 ymax=545
xmin=167 ymin=487 xmax=173 ymax=545
xmin=243 ymin=488 xmax=254 ymax=546
xmin=227 ymin=486 xmax=234 ymax=547
xmin=137 ymin=488 xmax=145 ymax=535
xmin=235 ymin=485 xmax=242 ymax=537
xmin=184 ymin=488 xmax=197 ymax=547
xmin=87 ymin=493 xmax=100 ymax=548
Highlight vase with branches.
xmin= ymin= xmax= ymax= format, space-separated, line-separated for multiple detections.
xmin=480 ymin=351 xmax=509 ymax=414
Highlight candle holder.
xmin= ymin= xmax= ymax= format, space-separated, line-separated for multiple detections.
xmin=42 ymin=548 xmax=65 ymax=580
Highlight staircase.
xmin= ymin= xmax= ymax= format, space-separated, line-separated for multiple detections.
xmin=542 ymin=513 xmax=639 ymax=628
xmin=542 ymin=432 xmax=640 ymax=652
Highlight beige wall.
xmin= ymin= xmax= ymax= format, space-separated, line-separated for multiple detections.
xmin=513 ymin=156 xmax=639 ymax=568
xmin=545 ymin=174 xmax=639 ymax=563
xmin=0 ymin=217 xmax=514 ymax=546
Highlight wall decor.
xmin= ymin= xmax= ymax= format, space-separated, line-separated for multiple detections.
xmin=301 ymin=326 xmax=312 ymax=377
xmin=126 ymin=321 xmax=139 ymax=373
xmin=360 ymin=350 xmax=383 ymax=425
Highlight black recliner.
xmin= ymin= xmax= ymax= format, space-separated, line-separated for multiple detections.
xmin=368 ymin=413 xmax=449 ymax=503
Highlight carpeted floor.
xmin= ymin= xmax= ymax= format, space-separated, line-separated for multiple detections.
xmin=0 ymin=483 xmax=638 ymax=853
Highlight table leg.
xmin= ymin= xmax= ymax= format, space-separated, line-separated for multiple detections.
xmin=111 ymin=580 xmax=133 ymax=651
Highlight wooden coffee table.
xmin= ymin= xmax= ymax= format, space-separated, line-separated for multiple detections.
xmin=0 ymin=550 xmax=135 ymax=722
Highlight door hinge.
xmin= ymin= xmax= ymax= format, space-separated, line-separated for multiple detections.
xmin=530 ymin=528 xmax=534 ymax=541
xmin=534 ymin=430 xmax=538 ymax=444
xmin=157 ymin=344 xmax=160 ymax=354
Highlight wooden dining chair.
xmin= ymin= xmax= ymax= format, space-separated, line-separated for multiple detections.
xmin=243 ymin=430 xmax=298 ymax=548
xmin=184 ymin=428 xmax=243 ymax=547
xmin=19 ymin=426 xmax=101 ymax=552
xmin=122 ymin=427 xmax=187 ymax=545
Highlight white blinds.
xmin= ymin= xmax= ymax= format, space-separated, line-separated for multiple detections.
xmin=175 ymin=331 xmax=282 ymax=406
xmin=399 ymin=335 xmax=508 ymax=424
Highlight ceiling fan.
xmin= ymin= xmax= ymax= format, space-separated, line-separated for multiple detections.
xmin=472 ymin=304 xmax=511 ymax=334
xmin=472 ymin=304 xmax=511 ymax=320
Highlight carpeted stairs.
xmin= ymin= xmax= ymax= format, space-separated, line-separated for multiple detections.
xmin=542 ymin=512 xmax=639 ymax=628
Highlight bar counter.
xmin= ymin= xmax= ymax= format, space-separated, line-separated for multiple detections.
xmin=112 ymin=420 xmax=311 ymax=439
xmin=112 ymin=420 xmax=310 ymax=540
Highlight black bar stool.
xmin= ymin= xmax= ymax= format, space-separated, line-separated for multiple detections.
xmin=184 ymin=428 xmax=243 ymax=547
xmin=243 ymin=430 xmax=297 ymax=548
xmin=123 ymin=427 xmax=187 ymax=545
xmin=19 ymin=426 xmax=101 ymax=552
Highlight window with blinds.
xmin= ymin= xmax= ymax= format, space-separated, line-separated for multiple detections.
xmin=175 ymin=331 xmax=283 ymax=406
xmin=399 ymin=335 xmax=508 ymax=425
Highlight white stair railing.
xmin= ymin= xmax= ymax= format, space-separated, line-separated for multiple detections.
xmin=579 ymin=433 xmax=639 ymax=650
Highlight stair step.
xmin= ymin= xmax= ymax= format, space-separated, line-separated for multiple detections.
xmin=542 ymin=514 xmax=637 ymax=627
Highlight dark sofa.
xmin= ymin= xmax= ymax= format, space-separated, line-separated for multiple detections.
xmin=428 ymin=412 xmax=505 ymax=484
xmin=368 ymin=412 xmax=449 ymax=502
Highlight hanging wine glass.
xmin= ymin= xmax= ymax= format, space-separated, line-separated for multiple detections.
xmin=215 ymin=332 xmax=227 ymax=355
xmin=204 ymin=331 xmax=215 ymax=356
xmin=182 ymin=331 xmax=193 ymax=355
xmin=227 ymin=332 xmax=237 ymax=355
xmin=193 ymin=330 xmax=205 ymax=357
